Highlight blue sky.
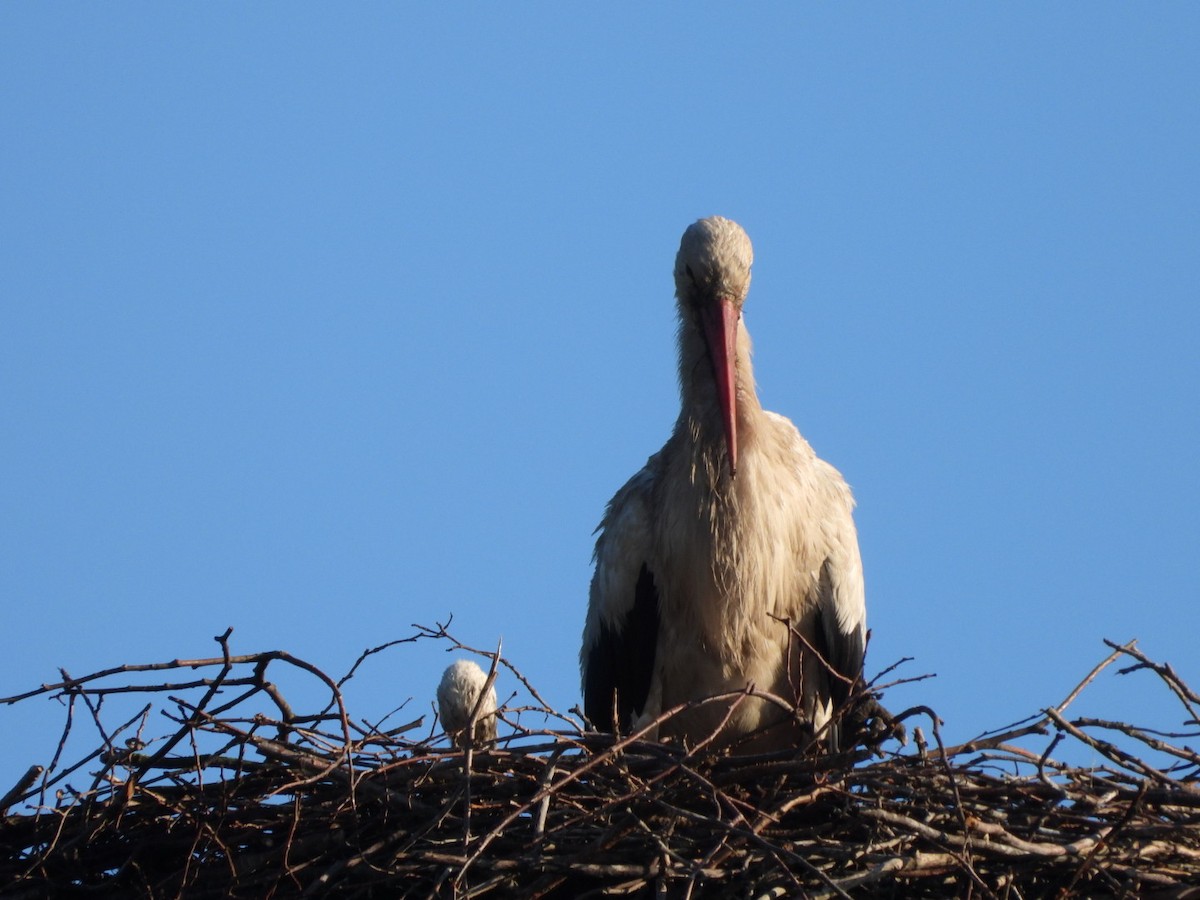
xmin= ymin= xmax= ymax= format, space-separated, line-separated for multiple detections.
xmin=2 ymin=6 xmax=1197 ymax=781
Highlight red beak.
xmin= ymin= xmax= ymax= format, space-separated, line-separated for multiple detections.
xmin=699 ymin=296 xmax=740 ymax=476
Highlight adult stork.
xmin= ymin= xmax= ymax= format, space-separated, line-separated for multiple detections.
xmin=580 ymin=216 xmax=866 ymax=752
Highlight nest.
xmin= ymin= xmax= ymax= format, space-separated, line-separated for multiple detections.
xmin=2 ymin=625 xmax=1198 ymax=899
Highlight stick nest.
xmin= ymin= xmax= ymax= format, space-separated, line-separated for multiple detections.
xmin=2 ymin=626 xmax=1198 ymax=898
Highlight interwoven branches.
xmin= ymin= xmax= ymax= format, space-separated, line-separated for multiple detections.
xmin=1 ymin=626 xmax=1197 ymax=898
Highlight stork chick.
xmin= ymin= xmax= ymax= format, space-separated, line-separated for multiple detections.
xmin=437 ymin=659 xmax=498 ymax=749
xmin=581 ymin=216 xmax=867 ymax=752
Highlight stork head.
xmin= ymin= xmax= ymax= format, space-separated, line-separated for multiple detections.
xmin=437 ymin=659 xmax=497 ymax=749
xmin=674 ymin=216 xmax=754 ymax=475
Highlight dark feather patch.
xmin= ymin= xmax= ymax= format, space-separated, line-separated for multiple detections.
xmin=812 ymin=561 xmax=866 ymax=751
xmin=816 ymin=560 xmax=865 ymax=704
xmin=583 ymin=564 xmax=660 ymax=732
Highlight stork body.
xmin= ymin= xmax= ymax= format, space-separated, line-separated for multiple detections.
xmin=580 ymin=217 xmax=866 ymax=751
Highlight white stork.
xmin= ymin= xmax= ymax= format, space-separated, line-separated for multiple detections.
xmin=437 ymin=659 xmax=498 ymax=749
xmin=580 ymin=216 xmax=866 ymax=751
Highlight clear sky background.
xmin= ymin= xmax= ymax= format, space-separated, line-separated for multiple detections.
xmin=2 ymin=7 xmax=1197 ymax=783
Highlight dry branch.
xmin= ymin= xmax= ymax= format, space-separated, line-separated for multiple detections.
xmin=1 ymin=626 xmax=1198 ymax=898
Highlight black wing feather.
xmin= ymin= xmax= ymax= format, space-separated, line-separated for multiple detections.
xmin=812 ymin=560 xmax=866 ymax=750
xmin=583 ymin=563 xmax=660 ymax=732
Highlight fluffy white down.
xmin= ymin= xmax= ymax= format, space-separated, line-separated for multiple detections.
xmin=437 ymin=659 xmax=498 ymax=748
